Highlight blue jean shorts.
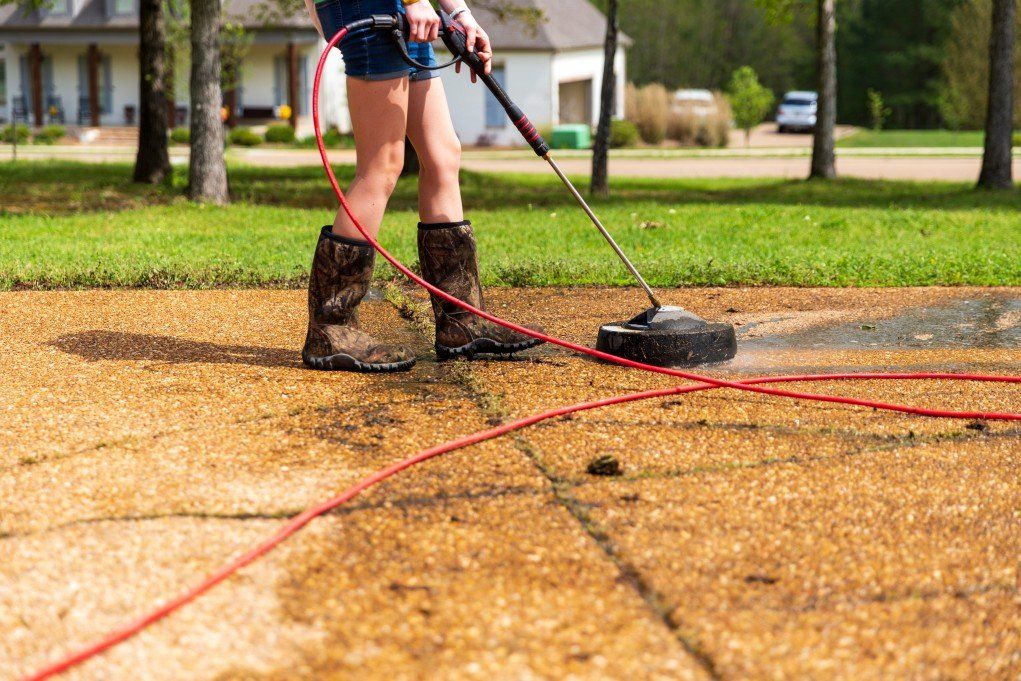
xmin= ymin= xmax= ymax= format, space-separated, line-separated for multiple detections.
xmin=316 ymin=0 xmax=439 ymax=81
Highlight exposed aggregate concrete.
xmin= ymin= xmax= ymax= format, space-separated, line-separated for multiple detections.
xmin=1 ymin=287 xmax=1017 ymax=680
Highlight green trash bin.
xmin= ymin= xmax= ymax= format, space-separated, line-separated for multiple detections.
xmin=551 ymin=124 xmax=592 ymax=150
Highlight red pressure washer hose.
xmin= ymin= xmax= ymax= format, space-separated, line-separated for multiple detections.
xmin=24 ymin=26 xmax=1020 ymax=681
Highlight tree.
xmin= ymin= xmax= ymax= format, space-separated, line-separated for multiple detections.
xmin=866 ymin=89 xmax=890 ymax=131
xmin=978 ymin=0 xmax=1016 ymax=190
xmin=188 ymin=0 xmax=229 ymax=203
xmin=727 ymin=66 xmax=774 ymax=145
xmin=940 ymin=0 xmax=1021 ymax=130
xmin=839 ymin=0 xmax=961 ymax=129
xmin=133 ymin=0 xmax=172 ymax=184
xmin=810 ymin=0 xmax=837 ymax=179
xmin=591 ymin=0 xmax=619 ymax=198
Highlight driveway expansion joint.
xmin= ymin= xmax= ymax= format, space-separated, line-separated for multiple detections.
xmin=441 ymin=351 xmax=723 ymax=679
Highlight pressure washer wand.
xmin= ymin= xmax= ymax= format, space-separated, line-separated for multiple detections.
xmin=437 ymin=16 xmax=663 ymax=310
xmin=542 ymin=154 xmax=662 ymax=308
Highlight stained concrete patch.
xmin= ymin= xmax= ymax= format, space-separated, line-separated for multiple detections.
xmin=0 ymin=289 xmax=713 ymax=680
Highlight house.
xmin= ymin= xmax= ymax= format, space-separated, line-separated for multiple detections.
xmin=0 ymin=0 xmax=322 ymax=129
xmin=0 ymin=0 xmax=627 ymax=146
xmin=433 ymin=0 xmax=629 ymax=147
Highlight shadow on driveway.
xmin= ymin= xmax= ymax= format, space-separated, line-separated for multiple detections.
xmin=49 ymin=330 xmax=302 ymax=369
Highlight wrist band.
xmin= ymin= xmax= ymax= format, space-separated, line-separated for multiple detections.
xmin=449 ymin=6 xmax=470 ymax=20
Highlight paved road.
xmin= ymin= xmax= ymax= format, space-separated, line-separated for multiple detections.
xmin=3 ymin=286 xmax=1018 ymax=680
xmin=4 ymin=143 xmax=1017 ymax=181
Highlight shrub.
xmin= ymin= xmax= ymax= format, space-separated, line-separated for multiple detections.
xmin=609 ymin=119 xmax=639 ymax=148
xmin=170 ymin=127 xmax=190 ymax=143
xmin=665 ymin=93 xmax=731 ymax=148
xmin=264 ymin=123 xmax=296 ymax=144
xmin=1014 ymin=132 xmax=1021 ymax=147
xmin=1 ymin=124 xmax=30 ymax=144
xmin=626 ymin=83 xmax=669 ymax=145
xmin=667 ymin=109 xmax=698 ymax=145
xmin=709 ymin=93 xmax=733 ymax=148
xmin=228 ymin=126 xmax=262 ymax=147
xmin=295 ymin=128 xmax=357 ymax=148
xmin=32 ymin=125 xmax=67 ymax=144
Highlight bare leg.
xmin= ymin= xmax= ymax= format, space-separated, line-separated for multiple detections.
xmin=332 ymin=76 xmax=409 ymax=241
xmin=405 ymin=77 xmax=464 ymax=223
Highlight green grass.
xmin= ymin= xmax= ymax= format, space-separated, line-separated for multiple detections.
xmin=837 ymin=129 xmax=988 ymax=148
xmin=1 ymin=161 xmax=1018 ymax=289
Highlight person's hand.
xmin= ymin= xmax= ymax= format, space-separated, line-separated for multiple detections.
xmin=453 ymin=13 xmax=493 ymax=83
xmin=405 ymin=1 xmax=441 ymax=43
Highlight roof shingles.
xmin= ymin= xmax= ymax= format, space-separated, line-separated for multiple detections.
xmin=1 ymin=0 xmax=627 ymax=51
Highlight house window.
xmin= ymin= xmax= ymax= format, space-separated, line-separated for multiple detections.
xmin=19 ymin=53 xmax=55 ymax=112
xmin=112 ymin=0 xmax=134 ymax=14
xmin=47 ymin=0 xmax=72 ymax=16
xmin=484 ymin=65 xmax=506 ymax=128
xmin=0 ymin=59 xmax=6 ymax=107
xmin=273 ymin=54 xmax=307 ymax=114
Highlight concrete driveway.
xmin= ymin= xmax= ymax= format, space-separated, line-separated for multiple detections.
xmin=3 ymin=286 xmax=1018 ymax=680
xmin=3 ymin=141 xmax=1016 ymax=182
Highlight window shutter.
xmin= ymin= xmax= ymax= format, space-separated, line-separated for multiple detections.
xmin=19 ymin=55 xmax=31 ymax=111
xmin=42 ymin=56 xmax=54 ymax=98
xmin=485 ymin=66 xmax=507 ymax=128
xmin=77 ymin=54 xmax=85 ymax=97
xmin=101 ymin=55 xmax=112 ymax=114
xmin=298 ymin=57 xmax=308 ymax=116
xmin=273 ymin=56 xmax=284 ymax=107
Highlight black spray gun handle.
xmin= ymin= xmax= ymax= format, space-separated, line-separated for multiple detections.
xmin=436 ymin=14 xmax=551 ymax=156
xmin=384 ymin=12 xmax=550 ymax=156
xmin=386 ymin=14 xmax=461 ymax=71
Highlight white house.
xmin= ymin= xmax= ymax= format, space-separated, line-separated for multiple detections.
xmin=0 ymin=0 xmax=322 ymax=129
xmin=0 ymin=0 xmax=626 ymax=146
xmin=433 ymin=0 xmax=629 ymax=146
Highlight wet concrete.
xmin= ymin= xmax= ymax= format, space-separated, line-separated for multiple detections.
xmin=741 ymin=293 xmax=1020 ymax=350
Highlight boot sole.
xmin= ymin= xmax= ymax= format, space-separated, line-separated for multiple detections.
xmin=303 ymin=352 xmax=417 ymax=373
xmin=436 ymin=337 xmax=545 ymax=361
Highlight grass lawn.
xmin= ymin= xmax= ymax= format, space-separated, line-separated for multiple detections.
xmin=837 ymin=129 xmax=989 ymax=148
xmin=1 ymin=161 xmax=1018 ymax=289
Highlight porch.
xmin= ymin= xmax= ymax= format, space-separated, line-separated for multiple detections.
xmin=3 ymin=38 xmax=324 ymax=131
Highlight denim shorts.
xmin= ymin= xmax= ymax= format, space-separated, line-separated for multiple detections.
xmin=316 ymin=0 xmax=439 ymax=81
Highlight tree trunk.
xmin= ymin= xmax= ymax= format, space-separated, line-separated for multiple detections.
xmin=188 ymin=0 xmax=229 ymax=203
xmin=978 ymin=0 xmax=1016 ymax=190
xmin=133 ymin=0 xmax=171 ymax=184
xmin=590 ymin=0 xmax=619 ymax=198
xmin=810 ymin=0 xmax=837 ymax=180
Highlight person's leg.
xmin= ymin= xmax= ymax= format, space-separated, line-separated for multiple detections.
xmin=331 ymin=76 xmax=410 ymax=241
xmin=302 ymin=75 xmax=416 ymax=372
xmin=405 ymin=77 xmax=463 ymax=223
xmin=406 ymin=76 xmax=544 ymax=359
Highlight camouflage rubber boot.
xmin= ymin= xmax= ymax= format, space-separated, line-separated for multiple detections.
xmin=418 ymin=220 xmax=546 ymax=360
xmin=302 ymin=226 xmax=416 ymax=372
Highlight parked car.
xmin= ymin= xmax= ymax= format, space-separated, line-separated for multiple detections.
xmin=776 ymin=91 xmax=818 ymax=133
xmin=673 ymin=89 xmax=718 ymax=118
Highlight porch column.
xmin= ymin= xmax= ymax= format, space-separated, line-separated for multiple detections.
xmin=28 ymin=43 xmax=43 ymax=127
xmin=87 ymin=43 xmax=101 ymax=127
xmin=286 ymin=41 xmax=298 ymax=127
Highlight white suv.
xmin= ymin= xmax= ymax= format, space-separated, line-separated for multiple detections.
xmin=776 ymin=91 xmax=818 ymax=133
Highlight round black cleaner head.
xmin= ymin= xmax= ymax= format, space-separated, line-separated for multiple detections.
xmin=596 ymin=306 xmax=737 ymax=367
